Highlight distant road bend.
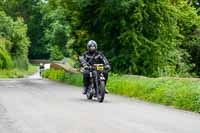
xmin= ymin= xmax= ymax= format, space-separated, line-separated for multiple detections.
xmin=0 ymin=71 xmax=200 ymax=133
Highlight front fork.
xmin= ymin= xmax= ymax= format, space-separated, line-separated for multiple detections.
xmin=90 ymin=71 xmax=105 ymax=96
xmin=89 ymin=71 xmax=98 ymax=96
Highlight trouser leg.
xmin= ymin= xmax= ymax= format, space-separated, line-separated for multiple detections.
xmin=83 ymin=70 xmax=90 ymax=87
xmin=103 ymin=71 xmax=109 ymax=85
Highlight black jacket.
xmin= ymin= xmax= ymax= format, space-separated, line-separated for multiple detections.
xmin=79 ymin=51 xmax=110 ymax=68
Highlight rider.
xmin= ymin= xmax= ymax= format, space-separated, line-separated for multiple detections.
xmin=79 ymin=40 xmax=111 ymax=94
xmin=39 ymin=63 xmax=44 ymax=70
xmin=39 ymin=63 xmax=45 ymax=75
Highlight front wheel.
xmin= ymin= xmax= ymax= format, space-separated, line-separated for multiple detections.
xmin=97 ymin=81 xmax=105 ymax=103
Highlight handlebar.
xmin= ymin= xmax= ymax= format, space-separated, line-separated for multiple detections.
xmin=85 ymin=64 xmax=105 ymax=71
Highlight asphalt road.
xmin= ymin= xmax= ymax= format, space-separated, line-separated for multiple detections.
xmin=0 ymin=72 xmax=200 ymax=133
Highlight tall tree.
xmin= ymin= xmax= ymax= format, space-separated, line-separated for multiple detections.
xmin=0 ymin=11 xmax=30 ymax=70
xmin=0 ymin=0 xmax=49 ymax=59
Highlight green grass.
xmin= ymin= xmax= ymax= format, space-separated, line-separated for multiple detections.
xmin=107 ymin=74 xmax=200 ymax=112
xmin=42 ymin=69 xmax=200 ymax=113
xmin=0 ymin=64 xmax=38 ymax=78
xmin=42 ymin=69 xmax=82 ymax=86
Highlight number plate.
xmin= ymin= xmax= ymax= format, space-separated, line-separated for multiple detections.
xmin=96 ymin=66 xmax=104 ymax=71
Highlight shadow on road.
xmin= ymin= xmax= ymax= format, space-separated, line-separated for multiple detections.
xmin=70 ymin=97 xmax=112 ymax=104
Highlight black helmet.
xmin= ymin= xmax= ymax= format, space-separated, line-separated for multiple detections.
xmin=87 ymin=40 xmax=97 ymax=49
xmin=87 ymin=40 xmax=97 ymax=53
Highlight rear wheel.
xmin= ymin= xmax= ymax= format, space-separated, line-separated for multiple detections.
xmin=97 ymin=81 xmax=105 ymax=103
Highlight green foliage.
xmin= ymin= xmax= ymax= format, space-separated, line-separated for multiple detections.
xmin=0 ymin=36 xmax=13 ymax=69
xmin=191 ymin=0 xmax=200 ymax=13
xmin=0 ymin=48 xmax=12 ymax=69
xmin=108 ymin=74 xmax=200 ymax=112
xmin=183 ymin=28 xmax=200 ymax=76
xmin=49 ymin=45 xmax=64 ymax=61
xmin=0 ymin=64 xmax=37 ymax=78
xmin=42 ymin=69 xmax=200 ymax=112
xmin=12 ymin=55 xmax=29 ymax=70
xmin=1 ymin=0 xmax=200 ymax=76
xmin=41 ymin=7 xmax=73 ymax=58
xmin=0 ymin=0 xmax=49 ymax=59
xmin=42 ymin=69 xmax=83 ymax=86
xmin=11 ymin=18 xmax=30 ymax=70
xmin=0 ymin=11 xmax=30 ymax=70
xmin=63 ymin=72 xmax=82 ymax=86
xmin=69 ymin=0 xmax=200 ymax=77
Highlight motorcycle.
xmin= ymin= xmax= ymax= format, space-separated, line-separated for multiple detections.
xmin=86 ymin=64 xmax=106 ymax=103
xmin=39 ymin=64 xmax=45 ymax=76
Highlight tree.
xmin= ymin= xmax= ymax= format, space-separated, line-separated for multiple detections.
xmin=0 ymin=0 xmax=49 ymax=59
xmin=0 ymin=11 xmax=30 ymax=70
xmin=1 ymin=0 xmax=200 ymax=76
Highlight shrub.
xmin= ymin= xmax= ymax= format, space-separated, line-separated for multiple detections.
xmin=0 ymin=48 xmax=13 ymax=69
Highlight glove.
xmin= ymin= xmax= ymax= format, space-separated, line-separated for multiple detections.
xmin=105 ymin=65 xmax=111 ymax=71
xmin=83 ymin=65 xmax=89 ymax=70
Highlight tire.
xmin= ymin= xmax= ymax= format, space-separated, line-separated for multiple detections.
xmin=97 ymin=81 xmax=105 ymax=103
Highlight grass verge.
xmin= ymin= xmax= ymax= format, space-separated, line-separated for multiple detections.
xmin=42 ymin=69 xmax=200 ymax=113
xmin=0 ymin=64 xmax=38 ymax=78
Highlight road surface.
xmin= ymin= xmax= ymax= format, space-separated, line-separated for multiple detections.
xmin=0 ymin=72 xmax=200 ymax=133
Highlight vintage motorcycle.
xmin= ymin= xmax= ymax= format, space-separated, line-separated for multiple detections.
xmin=86 ymin=64 xmax=106 ymax=102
